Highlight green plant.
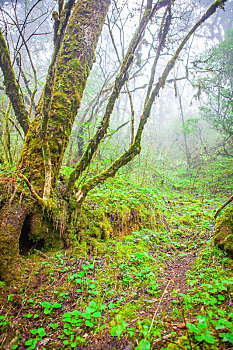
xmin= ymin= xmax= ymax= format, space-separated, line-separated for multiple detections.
xmin=41 ymin=301 xmax=62 ymax=314
xmin=110 ymin=314 xmax=128 ymax=339
xmin=0 ymin=315 xmax=11 ymax=327
xmin=25 ymin=328 xmax=46 ymax=350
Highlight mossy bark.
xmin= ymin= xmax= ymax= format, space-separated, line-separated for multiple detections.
xmin=214 ymin=207 xmax=233 ymax=257
xmin=0 ymin=200 xmax=31 ymax=283
xmin=0 ymin=0 xmax=110 ymax=282
xmin=0 ymin=29 xmax=29 ymax=135
xmin=18 ymin=0 xmax=110 ymax=193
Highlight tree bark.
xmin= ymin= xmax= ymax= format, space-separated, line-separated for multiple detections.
xmin=0 ymin=0 xmax=110 ymax=282
xmin=0 ymin=29 xmax=29 ymax=135
xmin=0 ymin=200 xmax=30 ymax=282
xmin=18 ymin=0 xmax=111 ymax=193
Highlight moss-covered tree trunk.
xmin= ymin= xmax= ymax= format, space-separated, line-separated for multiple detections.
xmin=0 ymin=0 xmax=110 ymax=282
xmin=19 ymin=0 xmax=110 ymax=192
xmin=214 ymin=207 xmax=233 ymax=257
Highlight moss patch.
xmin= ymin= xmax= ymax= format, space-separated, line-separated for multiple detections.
xmin=67 ymin=176 xmax=164 ymax=243
xmin=214 ymin=207 xmax=233 ymax=257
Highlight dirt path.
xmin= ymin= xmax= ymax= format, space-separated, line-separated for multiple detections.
xmin=83 ymin=247 xmax=198 ymax=350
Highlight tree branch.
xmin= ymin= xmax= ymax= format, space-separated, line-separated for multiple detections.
xmin=71 ymin=0 xmax=227 ymax=208
xmin=214 ymin=195 xmax=233 ymax=219
xmin=104 ymin=120 xmax=130 ymax=139
xmin=0 ymin=29 xmax=29 ymax=135
xmin=65 ymin=0 xmax=171 ymax=197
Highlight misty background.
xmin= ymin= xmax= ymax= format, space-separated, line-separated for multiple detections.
xmin=0 ymin=0 xmax=233 ymax=193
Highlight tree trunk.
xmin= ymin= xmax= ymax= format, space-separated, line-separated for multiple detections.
xmin=0 ymin=200 xmax=30 ymax=282
xmin=18 ymin=0 xmax=110 ymax=192
xmin=0 ymin=0 xmax=110 ymax=282
xmin=214 ymin=207 xmax=233 ymax=257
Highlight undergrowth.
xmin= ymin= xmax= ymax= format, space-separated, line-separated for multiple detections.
xmin=0 ymin=177 xmax=232 ymax=350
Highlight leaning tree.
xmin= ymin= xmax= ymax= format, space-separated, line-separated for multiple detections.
xmin=0 ymin=0 xmax=227 ymax=282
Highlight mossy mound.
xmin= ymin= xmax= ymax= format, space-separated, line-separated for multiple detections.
xmin=214 ymin=207 xmax=233 ymax=257
xmin=74 ymin=177 xmax=164 ymax=242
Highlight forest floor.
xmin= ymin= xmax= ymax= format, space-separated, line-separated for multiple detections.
xmin=0 ymin=187 xmax=233 ymax=350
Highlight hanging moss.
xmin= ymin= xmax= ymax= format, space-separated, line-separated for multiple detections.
xmin=214 ymin=207 xmax=233 ymax=257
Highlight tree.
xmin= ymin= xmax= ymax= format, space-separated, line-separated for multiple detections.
xmin=195 ymin=30 xmax=233 ymax=152
xmin=0 ymin=0 xmax=227 ymax=282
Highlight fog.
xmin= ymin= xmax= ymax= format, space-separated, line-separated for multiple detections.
xmin=0 ymin=0 xmax=232 ymax=182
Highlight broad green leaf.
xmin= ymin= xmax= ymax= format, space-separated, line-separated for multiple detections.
xmin=51 ymin=302 xmax=62 ymax=308
xmin=41 ymin=301 xmax=50 ymax=308
xmin=222 ymin=334 xmax=233 ymax=343
xmin=187 ymin=323 xmax=201 ymax=333
xmin=202 ymin=334 xmax=215 ymax=344
xmin=74 ymin=278 xmax=82 ymax=284
xmin=136 ymin=339 xmax=151 ymax=350
xmin=37 ymin=328 xmax=46 ymax=337
xmin=44 ymin=308 xmax=51 ymax=314
xmin=85 ymin=320 xmax=94 ymax=327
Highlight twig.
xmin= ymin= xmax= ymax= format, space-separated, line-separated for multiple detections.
xmin=34 ymin=249 xmax=48 ymax=259
xmin=148 ymin=280 xmax=172 ymax=334
xmin=8 ymin=116 xmax=24 ymax=140
xmin=103 ymin=121 xmax=130 ymax=140
xmin=9 ymin=185 xmax=18 ymax=204
xmin=153 ymin=333 xmax=173 ymax=344
xmin=214 ymin=195 xmax=233 ymax=219
xmin=163 ymin=320 xmax=198 ymax=329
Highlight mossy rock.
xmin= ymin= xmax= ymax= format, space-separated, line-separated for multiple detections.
xmin=214 ymin=207 xmax=233 ymax=257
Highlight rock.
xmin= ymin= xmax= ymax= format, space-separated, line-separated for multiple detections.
xmin=214 ymin=207 xmax=233 ymax=257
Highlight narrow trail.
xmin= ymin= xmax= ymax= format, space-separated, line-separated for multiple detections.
xmin=84 ymin=236 xmax=199 ymax=350
xmin=159 ymin=251 xmax=197 ymax=311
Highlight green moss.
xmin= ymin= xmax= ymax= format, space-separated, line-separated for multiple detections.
xmin=29 ymin=210 xmax=63 ymax=250
xmin=68 ymin=176 xmax=163 ymax=243
xmin=116 ymin=301 xmax=141 ymax=320
xmin=214 ymin=207 xmax=233 ymax=257
xmin=17 ymin=0 xmax=110 ymax=196
xmin=0 ymin=29 xmax=29 ymax=135
xmin=0 ymin=200 xmax=30 ymax=283
xmin=69 ymin=59 xmax=81 ymax=70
